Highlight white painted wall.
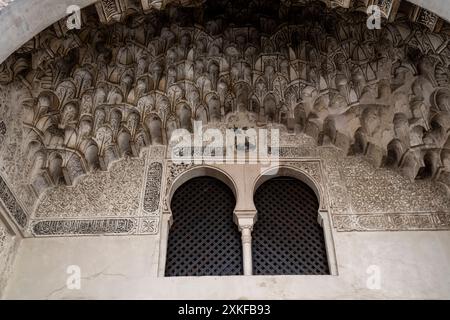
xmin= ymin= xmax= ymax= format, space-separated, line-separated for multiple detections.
xmin=4 ymin=231 xmax=450 ymax=299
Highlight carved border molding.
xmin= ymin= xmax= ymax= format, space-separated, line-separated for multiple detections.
xmin=140 ymin=146 xmax=166 ymax=217
xmin=0 ymin=120 xmax=5 ymax=145
xmin=142 ymin=162 xmax=163 ymax=215
xmin=30 ymin=216 xmax=159 ymax=236
xmin=333 ymin=212 xmax=450 ymax=232
xmin=0 ymin=174 xmax=28 ymax=229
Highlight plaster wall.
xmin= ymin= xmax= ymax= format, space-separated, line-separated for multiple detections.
xmin=4 ymin=230 xmax=450 ymax=299
xmin=0 ymin=216 xmax=19 ymax=298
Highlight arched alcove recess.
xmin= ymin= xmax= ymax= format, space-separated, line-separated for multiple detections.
xmin=158 ymin=165 xmax=240 ymax=276
xmin=253 ymin=166 xmax=338 ymax=275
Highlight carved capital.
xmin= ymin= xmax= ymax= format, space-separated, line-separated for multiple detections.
xmin=234 ymin=209 xmax=257 ymax=232
xmin=240 ymin=226 xmax=252 ymax=244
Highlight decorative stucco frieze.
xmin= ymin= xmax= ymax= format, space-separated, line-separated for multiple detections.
xmin=138 ymin=217 xmax=160 ymax=234
xmin=333 ymin=212 xmax=450 ymax=232
xmin=147 ymin=145 xmax=166 ymax=160
xmin=279 ymin=146 xmax=318 ymax=159
xmin=0 ymin=174 xmax=28 ymax=228
xmin=282 ymin=161 xmax=322 ymax=187
xmin=35 ymin=156 xmax=145 ymax=218
xmin=0 ymin=0 xmax=449 ymax=205
xmin=30 ymin=216 xmax=160 ymax=236
xmin=1 ymin=1 xmax=450 ymax=237
xmin=409 ymin=6 xmax=442 ymax=32
xmin=142 ymin=161 xmax=163 ymax=215
xmin=31 ymin=218 xmax=137 ymax=236
xmin=0 ymin=120 xmax=5 ymax=145
xmin=341 ymin=156 xmax=450 ymax=214
xmin=31 ymin=151 xmax=163 ymax=236
xmin=319 ymin=147 xmax=352 ymax=216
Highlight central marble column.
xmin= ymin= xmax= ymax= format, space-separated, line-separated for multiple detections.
xmin=234 ymin=210 xmax=257 ymax=276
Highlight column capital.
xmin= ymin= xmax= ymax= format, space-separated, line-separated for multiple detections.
xmin=234 ymin=209 xmax=257 ymax=231
xmin=162 ymin=210 xmax=174 ymax=227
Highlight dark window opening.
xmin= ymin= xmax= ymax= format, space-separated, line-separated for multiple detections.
xmin=253 ymin=176 xmax=329 ymax=275
xmin=165 ymin=176 xmax=242 ymax=276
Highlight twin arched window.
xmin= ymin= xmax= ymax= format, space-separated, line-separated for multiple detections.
xmin=165 ymin=175 xmax=329 ymax=277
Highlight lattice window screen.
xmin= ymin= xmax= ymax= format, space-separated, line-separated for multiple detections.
xmin=253 ymin=177 xmax=329 ymax=275
xmin=165 ymin=176 xmax=243 ymax=276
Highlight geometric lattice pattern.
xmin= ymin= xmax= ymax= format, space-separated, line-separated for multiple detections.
xmin=165 ymin=177 xmax=243 ymax=276
xmin=253 ymin=177 xmax=329 ymax=275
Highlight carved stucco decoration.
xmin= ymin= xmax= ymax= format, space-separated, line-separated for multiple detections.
xmin=142 ymin=162 xmax=163 ymax=214
xmin=30 ymin=216 xmax=159 ymax=236
xmin=93 ymin=0 xmax=446 ymax=32
xmin=321 ymin=147 xmax=450 ymax=231
xmin=31 ymin=218 xmax=137 ymax=236
xmin=141 ymin=146 xmax=166 ymax=217
xmin=96 ymin=0 xmax=207 ymax=24
xmin=342 ymin=156 xmax=450 ymax=213
xmin=275 ymin=141 xmax=450 ymax=231
xmin=34 ymin=156 xmax=145 ymax=218
xmin=0 ymin=0 xmax=449 ymax=235
xmin=31 ymin=149 xmax=163 ymax=236
xmin=0 ymin=83 xmax=37 ymax=218
xmin=0 ymin=120 xmax=6 ymax=145
xmin=25 ymin=140 xmax=450 ymax=235
xmin=0 ymin=174 xmax=28 ymax=228
xmin=333 ymin=212 xmax=450 ymax=231
xmin=163 ymin=161 xmax=195 ymax=211
xmin=0 ymin=1 xmax=448 ymax=205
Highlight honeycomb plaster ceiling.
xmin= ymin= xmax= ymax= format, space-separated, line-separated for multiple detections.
xmin=0 ymin=0 xmax=449 ymax=207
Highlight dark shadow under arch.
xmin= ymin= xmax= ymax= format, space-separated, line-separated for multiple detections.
xmin=253 ymin=176 xmax=329 ymax=275
xmin=165 ymin=176 xmax=243 ymax=276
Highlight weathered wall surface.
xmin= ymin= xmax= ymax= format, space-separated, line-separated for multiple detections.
xmin=0 ymin=218 xmax=19 ymax=298
xmin=4 ymin=230 xmax=450 ymax=299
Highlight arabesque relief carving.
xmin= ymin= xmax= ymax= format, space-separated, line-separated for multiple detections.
xmin=0 ymin=0 xmax=450 ymax=234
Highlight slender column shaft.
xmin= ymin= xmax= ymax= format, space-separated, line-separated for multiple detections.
xmin=241 ymin=227 xmax=253 ymax=276
xmin=158 ymin=213 xmax=172 ymax=277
